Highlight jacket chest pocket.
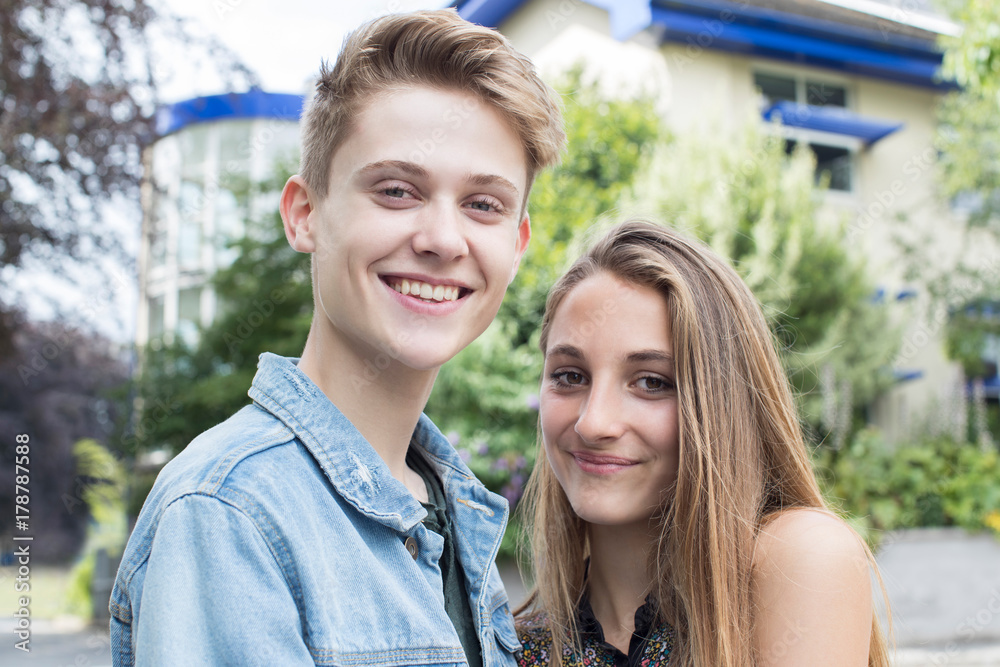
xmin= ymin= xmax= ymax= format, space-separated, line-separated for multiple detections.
xmin=481 ymin=597 xmax=520 ymax=667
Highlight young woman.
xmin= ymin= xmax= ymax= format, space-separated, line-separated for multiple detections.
xmin=515 ymin=220 xmax=889 ymax=666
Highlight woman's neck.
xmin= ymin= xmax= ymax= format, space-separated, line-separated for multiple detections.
xmin=586 ymin=522 xmax=658 ymax=654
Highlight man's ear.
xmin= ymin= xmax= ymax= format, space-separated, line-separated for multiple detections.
xmin=280 ymin=175 xmax=317 ymax=253
xmin=508 ymin=211 xmax=531 ymax=284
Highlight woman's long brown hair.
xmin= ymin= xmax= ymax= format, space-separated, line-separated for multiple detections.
xmin=517 ymin=220 xmax=889 ymax=666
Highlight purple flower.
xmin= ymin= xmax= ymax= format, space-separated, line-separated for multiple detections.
xmin=501 ymin=483 xmax=522 ymax=506
xmin=515 ymin=456 xmax=526 ymax=470
xmin=458 ymin=449 xmax=471 ymax=463
xmin=525 ymin=394 xmax=540 ymax=411
xmin=477 ymin=441 xmax=489 ymax=456
xmin=446 ymin=431 xmax=460 ymax=446
xmin=493 ymin=458 xmax=509 ymax=472
xmin=510 ymin=473 xmax=525 ymax=489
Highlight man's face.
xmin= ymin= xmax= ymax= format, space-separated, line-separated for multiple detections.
xmin=301 ymin=85 xmax=531 ymax=373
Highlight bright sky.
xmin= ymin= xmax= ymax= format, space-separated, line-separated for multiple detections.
xmin=160 ymin=0 xmax=449 ymax=101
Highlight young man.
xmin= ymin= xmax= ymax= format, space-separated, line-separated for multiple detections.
xmin=109 ymin=9 xmax=564 ymax=666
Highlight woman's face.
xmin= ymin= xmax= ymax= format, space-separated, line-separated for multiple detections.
xmin=540 ymin=271 xmax=680 ymax=531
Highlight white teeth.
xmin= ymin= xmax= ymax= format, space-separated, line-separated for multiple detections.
xmin=390 ymin=279 xmax=462 ymax=302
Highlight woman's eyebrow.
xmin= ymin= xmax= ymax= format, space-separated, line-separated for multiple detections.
xmin=546 ymin=343 xmax=583 ymax=359
xmin=624 ymin=350 xmax=674 ymax=367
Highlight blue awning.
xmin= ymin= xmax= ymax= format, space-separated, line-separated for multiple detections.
xmin=455 ymin=0 xmax=949 ymax=88
xmin=893 ymin=369 xmax=924 ymax=383
xmin=762 ymin=101 xmax=904 ymax=145
xmin=155 ymin=90 xmax=305 ymax=137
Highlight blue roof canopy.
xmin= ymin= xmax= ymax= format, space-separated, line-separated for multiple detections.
xmin=455 ymin=0 xmax=948 ymax=88
xmin=761 ymin=101 xmax=904 ymax=145
xmin=155 ymin=90 xmax=305 ymax=137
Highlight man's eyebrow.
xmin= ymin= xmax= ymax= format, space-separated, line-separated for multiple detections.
xmin=467 ymin=173 xmax=520 ymax=201
xmin=357 ymin=160 xmax=429 ymax=179
xmin=546 ymin=343 xmax=583 ymax=359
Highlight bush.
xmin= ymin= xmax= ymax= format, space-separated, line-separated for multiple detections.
xmin=816 ymin=428 xmax=1000 ymax=547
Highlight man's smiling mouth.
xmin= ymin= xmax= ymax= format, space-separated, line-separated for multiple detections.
xmin=386 ymin=278 xmax=468 ymax=303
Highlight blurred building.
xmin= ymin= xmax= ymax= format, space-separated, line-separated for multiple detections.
xmin=455 ymin=0 xmax=972 ymax=440
xmin=136 ymin=90 xmax=302 ymax=350
xmin=136 ymin=2 xmax=981 ymax=440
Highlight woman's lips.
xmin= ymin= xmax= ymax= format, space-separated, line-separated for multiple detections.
xmin=571 ymin=451 xmax=638 ymax=475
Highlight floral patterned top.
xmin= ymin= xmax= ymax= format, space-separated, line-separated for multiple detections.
xmin=515 ymin=596 xmax=674 ymax=667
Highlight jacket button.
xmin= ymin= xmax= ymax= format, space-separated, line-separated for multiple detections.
xmin=404 ymin=536 xmax=418 ymax=560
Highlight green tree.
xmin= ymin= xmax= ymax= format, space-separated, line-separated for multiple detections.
xmin=127 ymin=167 xmax=311 ymax=459
xmin=629 ymin=119 xmax=899 ymax=440
xmin=932 ymin=0 xmax=1000 ymax=390
xmin=937 ymin=0 xmax=1000 ymax=231
xmin=0 ymin=0 xmax=251 ymax=353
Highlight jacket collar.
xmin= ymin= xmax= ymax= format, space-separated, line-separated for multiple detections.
xmin=248 ymin=352 xmax=460 ymax=532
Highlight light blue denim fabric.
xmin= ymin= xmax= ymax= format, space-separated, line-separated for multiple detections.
xmin=110 ymin=353 xmax=519 ymax=666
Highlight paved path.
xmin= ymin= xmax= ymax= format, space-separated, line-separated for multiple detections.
xmin=0 ymin=617 xmax=110 ymax=666
xmin=3 ymin=533 xmax=999 ymax=667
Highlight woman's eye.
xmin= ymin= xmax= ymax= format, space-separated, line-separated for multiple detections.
xmin=551 ymin=370 xmax=585 ymax=387
xmin=383 ymin=187 xmax=407 ymax=198
xmin=637 ymin=376 xmax=671 ymax=392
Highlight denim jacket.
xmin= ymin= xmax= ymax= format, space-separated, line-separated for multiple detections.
xmin=110 ymin=353 xmax=519 ymax=666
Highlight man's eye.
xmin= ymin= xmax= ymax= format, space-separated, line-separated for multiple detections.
xmin=467 ymin=197 xmax=503 ymax=214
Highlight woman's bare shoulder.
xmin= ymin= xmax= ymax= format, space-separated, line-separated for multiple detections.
xmin=756 ymin=508 xmax=867 ymax=565
xmin=753 ymin=508 xmax=873 ymax=665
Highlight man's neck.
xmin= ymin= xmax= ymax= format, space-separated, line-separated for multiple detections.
xmin=296 ymin=325 xmax=438 ymax=491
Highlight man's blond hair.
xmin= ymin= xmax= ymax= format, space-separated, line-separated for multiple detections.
xmin=299 ymin=8 xmax=565 ymax=198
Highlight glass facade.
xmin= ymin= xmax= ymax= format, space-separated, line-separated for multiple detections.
xmin=138 ymin=106 xmax=300 ymax=347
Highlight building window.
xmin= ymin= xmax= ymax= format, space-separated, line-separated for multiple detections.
xmin=149 ymin=195 xmax=169 ymax=268
xmin=177 ymin=287 xmax=202 ymax=345
xmin=756 ymin=71 xmax=854 ymax=192
xmin=178 ymin=180 xmax=204 ymax=268
xmin=148 ymin=295 xmax=165 ymax=341
xmin=754 ymin=72 xmax=848 ymax=108
xmin=784 ymin=140 xmax=853 ymax=192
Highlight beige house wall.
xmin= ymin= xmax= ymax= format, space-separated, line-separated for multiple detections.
xmin=496 ymin=0 xmax=974 ymax=440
